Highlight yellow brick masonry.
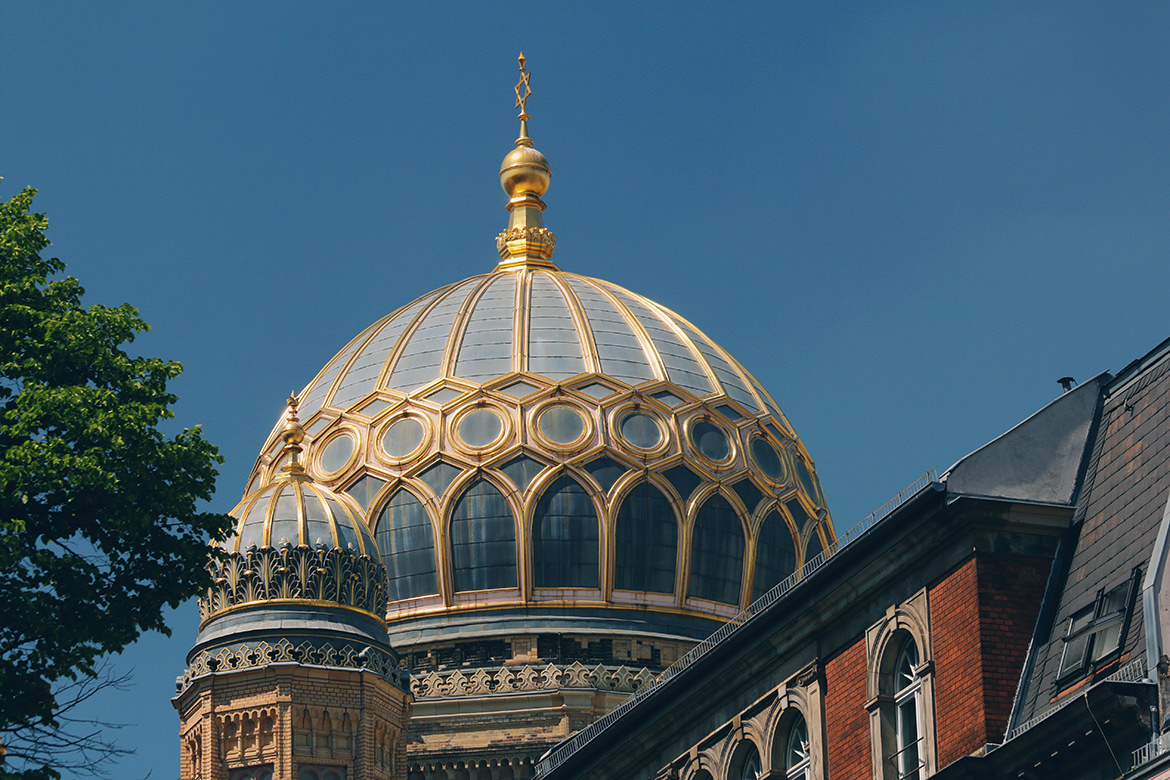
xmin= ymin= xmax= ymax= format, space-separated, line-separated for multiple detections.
xmin=175 ymin=664 xmax=411 ymax=780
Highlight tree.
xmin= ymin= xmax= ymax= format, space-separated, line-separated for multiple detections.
xmin=0 ymin=184 xmax=235 ymax=779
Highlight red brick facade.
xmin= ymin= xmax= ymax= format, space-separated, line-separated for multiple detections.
xmin=824 ymin=638 xmax=871 ymax=780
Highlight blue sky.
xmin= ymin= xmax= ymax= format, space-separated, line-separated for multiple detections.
xmin=2 ymin=3 xmax=1168 ymax=777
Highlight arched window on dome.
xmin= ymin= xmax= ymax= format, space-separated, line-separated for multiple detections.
xmin=613 ymin=482 xmax=677 ymax=594
xmin=374 ymin=490 xmax=438 ymax=601
xmin=752 ymin=509 xmax=797 ymax=601
xmin=532 ymin=475 xmax=600 ymax=588
xmin=687 ymin=493 xmax=745 ymax=606
xmin=450 ymin=479 xmax=517 ymax=592
xmin=804 ymin=528 xmax=824 ymax=570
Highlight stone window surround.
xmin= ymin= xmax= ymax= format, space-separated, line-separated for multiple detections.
xmin=866 ymin=589 xmax=936 ymax=780
xmin=668 ymin=660 xmax=826 ymax=780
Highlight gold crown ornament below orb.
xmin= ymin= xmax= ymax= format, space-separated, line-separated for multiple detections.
xmin=497 ymin=52 xmax=557 ymax=269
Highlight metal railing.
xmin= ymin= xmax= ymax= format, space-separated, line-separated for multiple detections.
xmin=1000 ymin=656 xmax=1148 ymax=744
xmin=534 ymin=469 xmax=938 ymax=777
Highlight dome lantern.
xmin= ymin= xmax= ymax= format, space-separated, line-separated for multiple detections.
xmin=497 ymin=52 xmax=558 ymax=269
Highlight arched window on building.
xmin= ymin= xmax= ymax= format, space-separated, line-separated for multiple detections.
xmin=375 ymin=489 xmax=438 ymax=601
xmin=731 ymin=740 xmax=763 ymax=780
xmin=450 ymin=479 xmax=517 ymax=592
xmin=892 ymin=640 xmax=923 ymax=780
xmin=784 ymin=713 xmax=811 ymax=780
xmin=532 ymin=474 xmax=599 ymax=588
xmin=613 ymin=482 xmax=677 ymax=594
xmin=866 ymin=590 xmax=935 ymax=780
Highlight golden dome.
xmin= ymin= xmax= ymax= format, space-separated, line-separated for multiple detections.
xmin=240 ymin=55 xmax=834 ymax=644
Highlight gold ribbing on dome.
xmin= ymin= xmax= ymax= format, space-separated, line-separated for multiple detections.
xmin=497 ymin=52 xmax=558 ymax=270
xmin=279 ymin=393 xmax=308 ymax=478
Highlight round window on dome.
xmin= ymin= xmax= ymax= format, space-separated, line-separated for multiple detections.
xmin=691 ymin=419 xmax=731 ymax=463
xmin=536 ymin=404 xmax=588 ymax=448
xmin=618 ymin=410 xmax=663 ymax=451
xmin=750 ymin=436 xmax=786 ymax=482
xmin=381 ymin=416 xmax=427 ymax=460
xmin=457 ymin=407 xmax=505 ymax=449
xmin=318 ymin=431 xmax=356 ymax=475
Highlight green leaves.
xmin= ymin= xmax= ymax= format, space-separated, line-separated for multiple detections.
xmin=0 ymin=185 xmax=235 ymax=778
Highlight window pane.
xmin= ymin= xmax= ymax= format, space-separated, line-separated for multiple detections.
xmin=687 ymin=494 xmax=745 ymax=605
xmin=375 ymin=490 xmax=438 ymax=601
xmin=450 ymin=480 xmax=516 ymax=591
xmin=614 ymin=483 xmax=677 ymax=594
xmin=533 ymin=475 xmax=600 ymax=588
xmin=752 ymin=511 xmax=796 ymax=600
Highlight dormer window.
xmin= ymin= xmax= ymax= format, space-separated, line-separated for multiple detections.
xmin=1057 ymin=568 xmax=1139 ymax=679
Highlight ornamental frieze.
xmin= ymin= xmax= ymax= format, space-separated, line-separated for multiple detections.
xmin=177 ymin=637 xmax=409 ymax=693
xmin=410 ymin=661 xmax=658 ymax=699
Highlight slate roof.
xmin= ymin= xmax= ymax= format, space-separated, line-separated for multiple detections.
xmin=1009 ymin=337 xmax=1170 ymax=728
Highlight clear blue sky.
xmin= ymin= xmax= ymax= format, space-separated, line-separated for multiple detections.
xmin=3 ymin=3 xmax=1168 ymax=777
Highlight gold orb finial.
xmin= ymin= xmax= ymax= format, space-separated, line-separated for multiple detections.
xmin=279 ymin=393 xmax=307 ymax=477
xmin=497 ymin=53 xmax=557 ymax=269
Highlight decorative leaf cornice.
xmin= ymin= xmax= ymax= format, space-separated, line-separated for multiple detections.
xmin=177 ymin=637 xmax=409 ymax=694
xmin=199 ymin=545 xmax=388 ymax=626
xmin=410 ymin=661 xmax=659 ymax=699
xmin=496 ymin=226 xmax=557 ymax=263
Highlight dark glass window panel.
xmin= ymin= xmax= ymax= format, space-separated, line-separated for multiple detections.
xmin=766 ymin=422 xmax=787 ymax=443
xmin=752 ymin=510 xmax=796 ymax=600
xmin=785 ymin=498 xmax=810 ymax=530
xmin=714 ymin=403 xmax=742 ymax=421
xmin=539 ymin=405 xmax=586 ymax=444
xmin=450 ymin=479 xmax=517 ymax=592
xmin=320 ymin=433 xmax=355 ymax=473
xmin=651 ymin=390 xmax=685 ymax=407
xmin=793 ymin=454 xmax=820 ymax=506
xmin=382 ymin=418 xmax=425 ymax=458
xmin=688 ymin=494 xmax=745 ymax=605
xmin=459 ymin=408 xmax=503 ymax=447
xmin=532 ymin=475 xmax=599 ymax=588
xmin=418 ymin=460 xmax=463 ymax=498
xmin=620 ymin=412 xmax=661 ymax=449
xmin=730 ymin=478 xmax=764 ymax=516
xmin=663 ymin=464 xmax=702 ymax=503
xmin=691 ymin=420 xmax=730 ymax=461
xmin=751 ymin=437 xmax=785 ymax=481
xmin=584 ymin=457 xmax=627 ymax=494
xmin=345 ymin=473 xmax=386 ymax=511
xmin=614 ymin=482 xmax=677 ymax=593
xmin=500 ymin=454 xmax=545 ymax=493
xmin=805 ymin=530 xmax=824 ymax=565
xmin=376 ymin=490 xmax=439 ymax=601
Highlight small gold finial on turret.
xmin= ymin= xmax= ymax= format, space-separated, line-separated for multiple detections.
xmin=497 ymin=52 xmax=557 ymax=270
xmin=279 ymin=393 xmax=308 ymax=477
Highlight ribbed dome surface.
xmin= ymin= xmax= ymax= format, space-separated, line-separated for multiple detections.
xmin=226 ymin=477 xmax=377 ymax=557
xmin=290 ymin=270 xmax=794 ymax=428
xmin=245 ymin=265 xmax=833 ymax=633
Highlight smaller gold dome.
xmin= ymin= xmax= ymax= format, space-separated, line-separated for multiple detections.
xmin=499 ymin=144 xmax=551 ymax=198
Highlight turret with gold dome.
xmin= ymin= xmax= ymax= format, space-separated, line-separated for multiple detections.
xmin=217 ymin=55 xmax=835 ymax=776
xmin=174 ymin=397 xmax=411 ymax=780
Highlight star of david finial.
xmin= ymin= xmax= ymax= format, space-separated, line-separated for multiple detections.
xmin=514 ymin=52 xmax=532 ymax=121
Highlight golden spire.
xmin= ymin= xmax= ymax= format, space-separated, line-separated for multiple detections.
xmin=279 ymin=393 xmax=308 ymax=479
xmin=497 ymin=52 xmax=557 ymax=270
xmin=515 ymin=51 xmax=533 ymax=146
